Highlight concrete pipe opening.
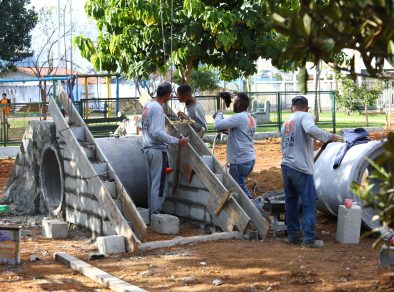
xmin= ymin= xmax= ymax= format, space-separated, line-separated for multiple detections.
xmin=40 ymin=144 xmax=64 ymax=216
xmin=314 ymin=140 xmax=386 ymax=229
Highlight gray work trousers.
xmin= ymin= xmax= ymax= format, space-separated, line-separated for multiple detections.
xmin=144 ymin=148 xmax=169 ymax=215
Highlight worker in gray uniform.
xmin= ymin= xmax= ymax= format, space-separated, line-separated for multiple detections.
xmin=176 ymin=84 xmax=208 ymax=137
xmin=141 ymin=82 xmax=189 ymax=215
xmin=281 ymin=96 xmax=341 ymax=248
xmin=213 ymin=93 xmax=256 ymax=200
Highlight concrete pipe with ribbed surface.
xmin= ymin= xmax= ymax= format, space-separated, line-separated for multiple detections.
xmin=96 ymin=135 xmax=148 ymax=207
xmin=40 ymin=143 xmax=65 ymax=216
xmin=314 ymin=140 xmax=386 ymax=229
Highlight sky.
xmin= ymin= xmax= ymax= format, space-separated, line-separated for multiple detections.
xmin=29 ymin=0 xmax=96 ymax=72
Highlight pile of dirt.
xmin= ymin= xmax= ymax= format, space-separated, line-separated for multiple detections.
xmin=247 ymin=167 xmax=283 ymax=197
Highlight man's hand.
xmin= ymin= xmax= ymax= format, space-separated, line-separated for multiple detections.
xmin=177 ymin=111 xmax=188 ymax=119
xmin=212 ymin=111 xmax=222 ymax=119
xmin=329 ymin=134 xmax=342 ymax=142
xmin=178 ymin=137 xmax=189 ymax=146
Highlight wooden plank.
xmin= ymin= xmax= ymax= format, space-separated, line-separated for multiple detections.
xmin=138 ymin=232 xmax=243 ymax=253
xmin=184 ymin=123 xmax=270 ymax=239
xmin=183 ymin=146 xmax=251 ymax=233
xmin=54 ymin=252 xmax=145 ymax=292
xmin=49 ymin=97 xmax=141 ymax=252
xmin=57 ymin=91 xmax=148 ymax=243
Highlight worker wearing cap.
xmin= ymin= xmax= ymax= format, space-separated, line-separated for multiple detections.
xmin=176 ymin=84 xmax=207 ymax=137
xmin=281 ymin=96 xmax=341 ymax=248
xmin=141 ymin=82 xmax=189 ymax=215
xmin=213 ymin=93 xmax=256 ymax=200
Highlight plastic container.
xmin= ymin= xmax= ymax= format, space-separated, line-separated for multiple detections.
xmin=0 ymin=205 xmax=10 ymax=212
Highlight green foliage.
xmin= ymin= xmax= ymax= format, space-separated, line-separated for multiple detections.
xmin=270 ymin=0 xmax=394 ymax=78
xmin=76 ymin=0 xmax=281 ymax=82
xmin=352 ymin=133 xmax=394 ymax=248
xmin=336 ymin=74 xmax=384 ymax=115
xmin=173 ymin=66 xmax=219 ymax=93
xmin=0 ymin=0 xmax=37 ymax=71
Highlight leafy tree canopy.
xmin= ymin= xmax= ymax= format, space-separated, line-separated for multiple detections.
xmin=0 ymin=0 xmax=37 ymax=71
xmin=271 ymin=0 xmax=394 ymax=81
xmin=75 ymin=0 xmax=282 ymax=83
xmin=173 ymin=65 xmax=219 ymax=94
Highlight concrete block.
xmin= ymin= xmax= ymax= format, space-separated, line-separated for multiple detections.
xmin=75 ymin=178 xmax=88 ymax=194
xmin=336 ymin=205 xmax=362 ymax=244
xmin=92 ymin=162 xmax=108 ymax=176
xmin=88 ymin=215 xmax=102 ymax=235
xmin=81 ymin=143 xmax=96 ymax=160
xmin=65 ymin=192 xmax=81 ymax=209
xmin=61 ymin=145 xmax=75 ymax=161
xmin=162 ymin=200 xmax=175 ymax=214
xmin=201 ymin=155 xmax=214 ymax=170
xmin=175 ymin=202 xmax=190 ymax=218
xmin=137 ymin=207 xmax=150 ymax=225
xmin=102 ymin=220 xmax=117 ymax=236
xmin=190 ymin=206 xmax=205 ymax=221
xmin=205 ymin=211 xmax=212 ymax=224
xmin=64 ymin=160 xmax=81 ymax=177
xmin=64 ymin=176 xmax=76 ymax=192
xmin=66 ymin=207 xmax=88 ymax=228
xmin=71 ymin=126 xmax=85 ymax=142
xmin=104 ymin=180 xmax=116 ymax=198
xmin=151 ymin=214 xmax=180 ymax=235
xmin=96 ymin=235 xmax=126 ymax=255
xmin=42 ymin=219 xmax=68 ymax=239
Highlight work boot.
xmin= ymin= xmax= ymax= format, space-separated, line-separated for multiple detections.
xmin=302 ymin=240 xmax=324 ymax=248
xmin=283 ymin=237 xmax=302 ymax=245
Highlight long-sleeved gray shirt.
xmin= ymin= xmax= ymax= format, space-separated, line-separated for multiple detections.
xmin=141 ymin=100 xmax=179 ymax=151
xmin=186 ymin=101 xmax=207 ymax=132
xmin=214 ymin=111 xmax=256 ymax=164
xmin=281 ymin=111 xmax=331 ymax=175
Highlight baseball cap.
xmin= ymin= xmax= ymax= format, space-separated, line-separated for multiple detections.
xmin=157 ymin=82 xmax=173 ymax=96
xmin=291 ymin=96 xmax=308 ymax=106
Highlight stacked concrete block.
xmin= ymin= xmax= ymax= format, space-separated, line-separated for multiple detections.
xmin=42 ymin=219 xmax=68 ymax=239
xmin=96 ymin=235 xmax=126 ymax=254
xmin=137 ymin=208 xmax=150 ymax=225
xmin=336 ymin=205 xmax=362 ymax=244
xmin=163 ymin=158 xmax=220 ymax=229
xmin=151 ymin=214 xmax=180 ymax=234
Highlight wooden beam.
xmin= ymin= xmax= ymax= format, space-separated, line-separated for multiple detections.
xmin=138 ymin=232 xmax=243 ymax=253
xmin=54 ymin=252 xmax=145 ymax=292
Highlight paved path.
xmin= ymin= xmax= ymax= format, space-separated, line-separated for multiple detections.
xmin=0 ymin=146 xmax=19 ymax=158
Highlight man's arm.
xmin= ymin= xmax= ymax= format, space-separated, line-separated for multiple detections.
xmin=214 ymin=112 xmax=240 ymax=131
xmin=150 ymin=107 xmax=179 ymax=145
xmin=302 ymin=114 xmax=339 ymax=142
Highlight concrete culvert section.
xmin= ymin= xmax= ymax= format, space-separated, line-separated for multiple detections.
xmin=314 ymin=140 xmax=386 ymax=229
xmin=40 ymin=144 xmax=64 ymax=216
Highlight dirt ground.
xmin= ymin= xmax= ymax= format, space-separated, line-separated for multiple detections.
xmin=1 ymin=132 xmax=394 ymax=291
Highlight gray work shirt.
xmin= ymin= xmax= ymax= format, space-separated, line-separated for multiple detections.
xmin=186 ymin=101 xmax=207 ymax=132
xmin=214 ymin=111 xmax=256 ymax=164
xmin=141 ymin=100 xmax=179 ymax=151
xmin=281 ymin=111 xmax=331 ymax=175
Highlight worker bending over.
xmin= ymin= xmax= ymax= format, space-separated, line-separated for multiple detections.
xmin=176 ymin=84 xmax=207 ymax=137
xmin=213 ymin=93 xmax=256 ymax=200
xmin=141 ymin=82 xmax=189 ymax=215
xmin=281 ymin=96 xmax=341 ymax=248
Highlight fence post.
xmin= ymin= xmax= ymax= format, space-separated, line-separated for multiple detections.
xmin=277 ymin=92 xmax=282 ymax=132
xmin=332 ymin=91 xmax=336 ymax=133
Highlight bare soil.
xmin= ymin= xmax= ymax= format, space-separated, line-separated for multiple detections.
xmin=1 ymin=133 xmax=393 ymax=291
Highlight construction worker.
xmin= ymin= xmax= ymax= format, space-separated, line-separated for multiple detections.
xmin=176 ymin=84 xmax=207 ymax=137
xmin=281 ymin=96 xmax=341 ymax=248
xmin=1 ymin=93 xmax=11 ymax=125
xmin=141 ymin=82 xmax=189 ymax=215
xmin=213 ymin=93 xmax=256 ymax=200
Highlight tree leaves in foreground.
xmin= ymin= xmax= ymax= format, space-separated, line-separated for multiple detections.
xmin=0 ymin=0 xmax=37 ymax=72
xmin=75 ymin=0 xmax=281 ymax=83
xmin=270 ymin=0 xmax=394 ymax=79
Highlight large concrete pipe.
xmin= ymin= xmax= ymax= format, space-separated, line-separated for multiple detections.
xmin=40 ymin=143 xmax=65 ymax=216
xmin=314 ymin=140 xmax=385 ymax=229
xmin=96 ymin=135 xmax=148 ymax=207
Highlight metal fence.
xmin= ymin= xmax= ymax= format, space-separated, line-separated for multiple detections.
xmin=1 ymin=91 xmax=388 ymax=146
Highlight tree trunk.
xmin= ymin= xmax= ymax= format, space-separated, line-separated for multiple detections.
xmin=365 ymin=104 xmax=369 ymax=127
